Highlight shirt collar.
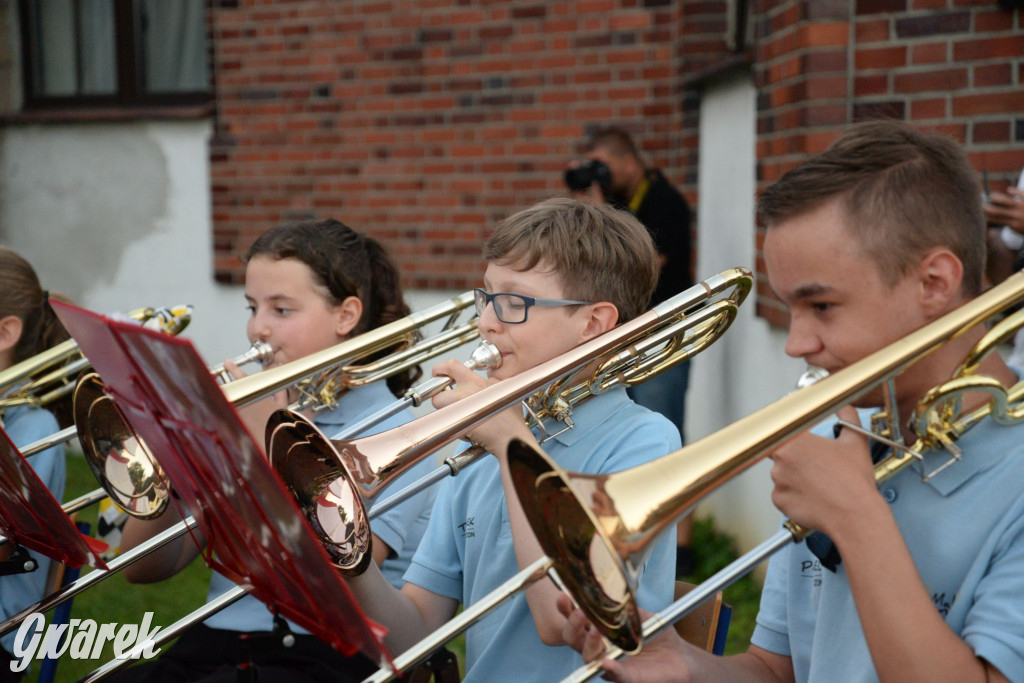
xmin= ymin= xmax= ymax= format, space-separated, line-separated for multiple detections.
xmin=534 ymin=385 xmax=630 ymax=448
xmin=915 ymin=365 xmax=1023 ymax=496
xmin=920 ymin=415 xmax=1005 ymax=496
xmin=313 ymin=381 xmax=398 ymax=429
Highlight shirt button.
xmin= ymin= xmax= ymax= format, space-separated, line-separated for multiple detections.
xmin=883 ymin=488 xmax=898 ymax=503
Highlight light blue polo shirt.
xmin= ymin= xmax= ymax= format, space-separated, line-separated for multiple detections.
xmin=753 ymin=412 xmax=1024 ymax=682
xmin=204 ymin=380 xmax=435 ymax=632
xmin=404 ymin=386 xmax=680 ymax=682
xmin=1 ymin=404 xmax=66 ymax=655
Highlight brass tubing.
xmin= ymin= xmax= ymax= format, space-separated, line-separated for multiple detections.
xmin=269 ymin=269 xmax=752 ymax=573
xmin=79 ymin=585 xmax=248 ymax=683
xmin=0 ymin=516 xmax=199 ymax=638
xmin=363 ymin=557 xmax=554 ymax=683
xmin=561 ymin=531 xmax=794 ymax=682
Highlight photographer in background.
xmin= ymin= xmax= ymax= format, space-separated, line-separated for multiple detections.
xmin=565 ymin=126 xmax=696 ymax=576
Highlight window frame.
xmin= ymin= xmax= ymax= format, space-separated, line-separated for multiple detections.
xmin=17 ymin=0 xmax=212 ymax=111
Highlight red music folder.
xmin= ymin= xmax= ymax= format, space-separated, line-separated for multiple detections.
xmin=0 ymin=428 xmax=109 ymax=569
xmin=52 ymin=300 xmax=390 ymax=665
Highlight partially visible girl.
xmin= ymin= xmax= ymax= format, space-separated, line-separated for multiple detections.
xmin=0 ymin=246 xmax=70 ymax=683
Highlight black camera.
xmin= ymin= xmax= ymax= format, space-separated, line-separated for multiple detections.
xmin=564 ymin=159 xmax=613 ymax=192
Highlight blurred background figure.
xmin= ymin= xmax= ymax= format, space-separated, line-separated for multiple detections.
xmin=566 ymin=126 xmax=696 ymax=576
xmin=0 ymin=246 xmax=70 ymax=683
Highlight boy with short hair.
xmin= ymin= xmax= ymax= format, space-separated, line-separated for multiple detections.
xmin=562 ymin=121 xmax=1024 ymax=681
xmin=348 ymin=197 xmax=681 ymax=681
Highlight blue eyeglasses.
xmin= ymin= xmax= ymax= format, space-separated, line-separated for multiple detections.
xmin=474 ymin=288 xmax=593 ymax=324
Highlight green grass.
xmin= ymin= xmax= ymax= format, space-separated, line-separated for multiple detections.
xmin=17 ymin=456 xmax=762 ymax=681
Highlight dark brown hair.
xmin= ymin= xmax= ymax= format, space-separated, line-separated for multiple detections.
xmin=245 ymin=219 xmax=420 ymax=396
xmin=0 ymin=246 xmax=74 ymax=425
xmin=483 ymin=197 xmax=659 ymax=323
xmin=758 ymin=120 xmax=986 ymax=296
xmin=587 ymin=126 xmax=642 ymax=161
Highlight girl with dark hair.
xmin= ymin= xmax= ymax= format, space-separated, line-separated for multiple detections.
xmin=0 ymin=247 xmax=68 ymax=682
xmin=112 ymin=220 xmax=435 ymax=683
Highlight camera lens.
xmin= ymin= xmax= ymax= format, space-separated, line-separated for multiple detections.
xmin=564 ymin=159 xmax=612 ymax=192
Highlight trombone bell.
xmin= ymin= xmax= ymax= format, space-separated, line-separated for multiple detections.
xmin=73 ymin=373 xmax=169 ymax=519
xmin=266 ymin=411 xmax=371 ymax=574
xmin=508 ymin=437 xmax=642 ymax=652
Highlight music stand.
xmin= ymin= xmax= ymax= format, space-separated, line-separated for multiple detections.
xmin=53 ymin=300 xmax=390 ymax=666
xmin=0 ymin=428 xmax=109 ymax=570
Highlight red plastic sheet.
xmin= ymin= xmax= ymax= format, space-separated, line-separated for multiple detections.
xmin=53 ymin=300 xmax=389 ymax=666
xmin=0 ymin=428 xmax=109 ymax=569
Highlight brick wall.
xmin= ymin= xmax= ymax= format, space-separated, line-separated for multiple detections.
xmin=751 ymin=0 xmax=1024 ymax=326
xmin=209 ymin=1 xmax=1023 ymax=315
xmin=209 ymin=0 xmax=695 ymax=288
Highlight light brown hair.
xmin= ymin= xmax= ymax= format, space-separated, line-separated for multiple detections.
xmin=758 ymin=120 xmax=986 ymax=296
xmin=482 ymin=197 xmax=659 ymax=323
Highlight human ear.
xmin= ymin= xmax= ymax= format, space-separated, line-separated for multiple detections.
xmin=578 ymin=302 xmax=619 ymax=342
xmin=0 ymin=315 xmax=23 ymax=355
xmin=334 ymin=296 xmax=363 ymax=338
xmin=917 ymin=248 xmax=963 ymax=317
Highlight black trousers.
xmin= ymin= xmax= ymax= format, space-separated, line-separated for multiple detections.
xmin=0 ymin=646 xmax=24 ymax=683
xmin=101 ymin=624 xmax=379 ymax=683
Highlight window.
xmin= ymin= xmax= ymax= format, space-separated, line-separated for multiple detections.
xmin=725 ymin=0 xmax=752 ymax=53
xmin=19 ymin=0 xmax=210 ymax=109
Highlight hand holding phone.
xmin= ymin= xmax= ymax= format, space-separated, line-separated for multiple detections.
xmin=991 ymin=168 xmax=1024 ymax=249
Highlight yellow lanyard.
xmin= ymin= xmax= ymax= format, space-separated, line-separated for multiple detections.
xmin=628 ymin=176 xmax=651 ymax=213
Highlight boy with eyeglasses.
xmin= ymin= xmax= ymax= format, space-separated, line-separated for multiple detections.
xmin=346 ymin=197 xmax=681 ymax=681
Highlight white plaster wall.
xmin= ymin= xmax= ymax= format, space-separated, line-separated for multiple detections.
xmin=687 ymin=71 xmax=807 ymax=562
xmin=0 ymin=120 xmax=251 ymax=366
xmin=0 ymin=120 xmax=482 ymax=380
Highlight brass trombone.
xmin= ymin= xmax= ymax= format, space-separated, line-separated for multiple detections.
xmin=72 ymin=268 xmax=752 ymax=683
xmin=3 ymin=305 xmax=194 ymax=462
xmin=0 ymin=305 xmax=191 ymax=415
xmin=67 ymin=340 xmax=274 ymax=518
xmin=507 ymin=269 xmax=1024 ymax=667
xmin=0 ymin=341 xmax=271 ymax=556
xmin=67 ymin=289 xmax=480 ymax=522
xmin=0 ymin=291 xmax=481 ymax=639
xmin=267 ymin=268 xmax=753 ymax=575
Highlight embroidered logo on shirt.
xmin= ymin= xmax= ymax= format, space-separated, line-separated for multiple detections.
xmin=931 ymin=591 xmax=952 ymax=616
xmin=800 ymin=558 xmax=822 ymax=587
xmin=458 ymin=517 xmax=475 ymax=538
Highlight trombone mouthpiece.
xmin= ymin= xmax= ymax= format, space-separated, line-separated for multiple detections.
xmin=795 ymin=366 xmax=829 ymax=389
xmin=238 ymin=340 xmax=274 ymax=368
xmin=212 ymin=341 xmax=275 ymax=384
xmin=469 ymin=340 xmax=502 ymax=372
